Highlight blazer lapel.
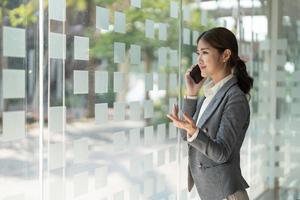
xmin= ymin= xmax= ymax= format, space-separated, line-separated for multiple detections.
xmin=196 ymin=76 xmax=238 ymax=128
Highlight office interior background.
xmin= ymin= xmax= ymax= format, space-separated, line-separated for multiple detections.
xmin=0 ymin=0 xmax=300 ymax=199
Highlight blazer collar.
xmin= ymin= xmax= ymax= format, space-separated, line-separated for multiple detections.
xmin=196 ymin=76 xmax=238 ymax=128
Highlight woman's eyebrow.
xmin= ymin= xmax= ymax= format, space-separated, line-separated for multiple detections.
xmin=196 ymin=48 xmax=209 ymax=52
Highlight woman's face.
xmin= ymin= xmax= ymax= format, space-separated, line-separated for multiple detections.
xmin=196 ymin=39 xmax=224 ymax=78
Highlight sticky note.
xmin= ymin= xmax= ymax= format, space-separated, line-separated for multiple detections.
xmin=145 ymin=73 xmax=153 ymax=91
xmin=114 ymin=42 xmax=126 ymax=63
xmin=168 ymin=194 xmax=176 ymax=200
xmin=144 ymin=126 xmax=154 ymax=146
xmin=73 ymin=70 xmax=89 ymax=94
xmin=113 ymin=102 xmax=126 ymax=121
xmin=95 ymin=165 xmax=108 ymax=189
xmin=192 ymin=52 xmax=197 ymax=64
xmin=73 ymin=139 xmax=88 ymax=164
xmin=129 ymin=101 xmax=141 ymax=120
xmin=95 ymin=103 xmax=108 ymax=124
xmin=130 ymin=158 xmax=142 ymax=176
xmin=49 ymin=142 xmax=64 ymax=170
xmin=169 ymin=122 xmax=177 ymax=139
xmin=96 ymin=6 xmax=109 ymax=30
xmin=143 ymin=153 xmax=153 ymax=172
xmin=277 ymin=38 xmax=287 ymax=50
xmin=158 ymin=47 xmax=167 ymax=66
xmin=193 ymin=31 xmax=199 ymax=45
xmin=170 ymin=1 xmax=178 ymax=18
xmin=130 ymin=44 xmax=141 ymax=65
xmin=183 ymin=5 xmax=190 ymax=22
xmin=114 ymin=72 xmax=124 ymax=92
xmin=73 ymin=172 xmax=88 ymax=197
xmin=129 ymin=184 xmax=140 ymax=200
xmin=169 ymin=73 xmax=178 ymax=90
xmin=143 ymin=178 xmax=154 ymax=197
xmin=168 ymin=98 xmax=177 ymax=114
xmin=169 ymin=49 xmax=178 ymax=67
xmin=113 ymin=131 xmax=127 ymax=151
xmin=158 ymin=23 xmax=167 ymax=41
xmin=74 ymin=36 xmax=89 ymax=60
xmin=158 ymin=73 xmax=167 ymax=90
xmin=169 ymin=145 xmax=177 ymax=162
xmin=183 ymin=28 xmax=191 ymax=45
xmin=291 ymin=103 xmax=300 ymax=115
xmin=144 ymin=100 xmax=154 ymax=118
xmin=157 ymin=149 xmax=165 ymax=166
xmin=3 ymin=26 xmax=26 ymax=58
xmin=49 ymin=32 xmax=66 ymax=59
xmin=156 ymin=123 xmax=166 ymax=143
xmin=182 ymin=143 xmax=188 ymax=157
xmin=50 ymin=178 xmax=63 ymax=200
xmin=3 ymin=69 xmax=25 ymax=99
xmin=49 ymin=0 xmax=66 ymax=21
xmin=95 ymin=71 xmax=108 ymax=93
xmin=3 ymin=194 xmax=25 ymax=200
xmin=131 ymin=0 xmax=141 ymax=8
xmin=180 ymin=189 xmax=188 ymax=200
xmin=156 ymin=175 xmax=166 ymax=193
xmin=114 ymin=11 xmax=126 ymax=33
xmin=145 ymin=19 xmax=155 ymax=39
xmin=49 ymin=106 xmax=65 ymax=133
xmin=129 ymin=128 xmax=141 ymax=147
xmin=1 ymin=111 xmax=25 ymax=142
xmin=114 ymin=191 xmax=124 ymax=200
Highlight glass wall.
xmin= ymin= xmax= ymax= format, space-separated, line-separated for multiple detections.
xmin=1 ymin=0 xmax=300 ymax=200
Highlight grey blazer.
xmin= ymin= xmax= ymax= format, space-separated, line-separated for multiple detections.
xmin=180 ymin=76 xmax=250 ymax=200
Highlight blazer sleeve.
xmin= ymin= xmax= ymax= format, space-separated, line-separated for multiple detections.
xmin=188 ymin=93 xmax=250 ymax=163
xmin=178 ymin=98 xmax=198 ymax=141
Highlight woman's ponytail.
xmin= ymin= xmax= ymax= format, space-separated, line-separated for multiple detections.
xmin=233 ymin=57 xmax=253 ymax=97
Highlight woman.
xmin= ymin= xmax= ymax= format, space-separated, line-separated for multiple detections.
xmin=167 ymin=27 xmax=253 ymax=200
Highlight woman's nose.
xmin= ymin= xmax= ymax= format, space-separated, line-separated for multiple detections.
xmin=197 ymin=55 xmax=203 ymax=64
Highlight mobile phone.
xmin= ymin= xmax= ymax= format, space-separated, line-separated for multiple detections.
xmin=190 ymin=64 xmax=204 ymax=83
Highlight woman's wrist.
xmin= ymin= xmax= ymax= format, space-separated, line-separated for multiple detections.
xmin=187 ymin=126 xmax=197 ymax=136
xmin=186 ymin=92 xmax=197 ymax=96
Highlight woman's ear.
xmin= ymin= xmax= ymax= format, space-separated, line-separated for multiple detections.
xmin=222 ymin=49 xmax=231 ymax=62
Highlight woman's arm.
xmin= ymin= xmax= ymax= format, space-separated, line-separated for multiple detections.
xmin=188 ymin=94 xmax=250 ymax=163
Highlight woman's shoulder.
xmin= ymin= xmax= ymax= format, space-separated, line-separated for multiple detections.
xmin=226 ymin=84 xmax=249 ymax=103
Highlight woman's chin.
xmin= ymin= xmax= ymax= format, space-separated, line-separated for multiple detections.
xmin=201 ymin=72 xmax=208 ymax=78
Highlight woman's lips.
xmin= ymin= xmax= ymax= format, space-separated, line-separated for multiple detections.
xmin=200 ymin=65 xmax=206 ymax=69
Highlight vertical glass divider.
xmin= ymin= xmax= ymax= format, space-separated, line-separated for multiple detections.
xmin=38 ymin=0 xmax=44 ymax=199
xmin=177 ymin=0 xmax=183 ymax=199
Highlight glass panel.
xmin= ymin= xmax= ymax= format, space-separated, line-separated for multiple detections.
xmin=0 ymin=0 xmax=40 ymax=200
xmin=1 ymin=0 xmax=300 ymax=199
xmin=45 ymin=0 xmax=180 ymax=199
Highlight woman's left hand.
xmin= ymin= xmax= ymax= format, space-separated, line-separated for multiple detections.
xmin=167 ymin=104 xmax=198 ymax=136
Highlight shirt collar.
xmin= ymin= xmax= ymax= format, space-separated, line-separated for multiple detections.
xmin=203 ymin=74 xmax=234 ymax=97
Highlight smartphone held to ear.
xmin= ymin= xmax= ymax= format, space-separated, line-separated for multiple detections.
xmin=190 ymin=64 xmax=204 ymax=83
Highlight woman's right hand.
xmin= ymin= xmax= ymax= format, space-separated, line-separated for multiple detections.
xmin=185 ymin=65 xmax=206 ymax=96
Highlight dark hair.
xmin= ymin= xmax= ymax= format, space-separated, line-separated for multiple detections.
xmin=196 ymin=27 xmax=253 ymax=95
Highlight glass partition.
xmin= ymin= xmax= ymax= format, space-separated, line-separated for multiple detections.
xmin=1 ymin=0 xmax=300 ymax=199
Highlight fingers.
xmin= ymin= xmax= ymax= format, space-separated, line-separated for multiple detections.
xmin=172 ymin=104 xmax=178 ymax=117
xmin=185 ymin=65 xmax=196 ymax=76
xmin=167 ymin=114 xmax=182 ymax=128
xmin=183 ymin=112 xmax=194 ymax=124
xmin=167 ymin=113 xmax=180 ymax=123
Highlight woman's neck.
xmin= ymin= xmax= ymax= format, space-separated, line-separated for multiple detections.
xmin=211 ymin=69 xmax=232 ymax=85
